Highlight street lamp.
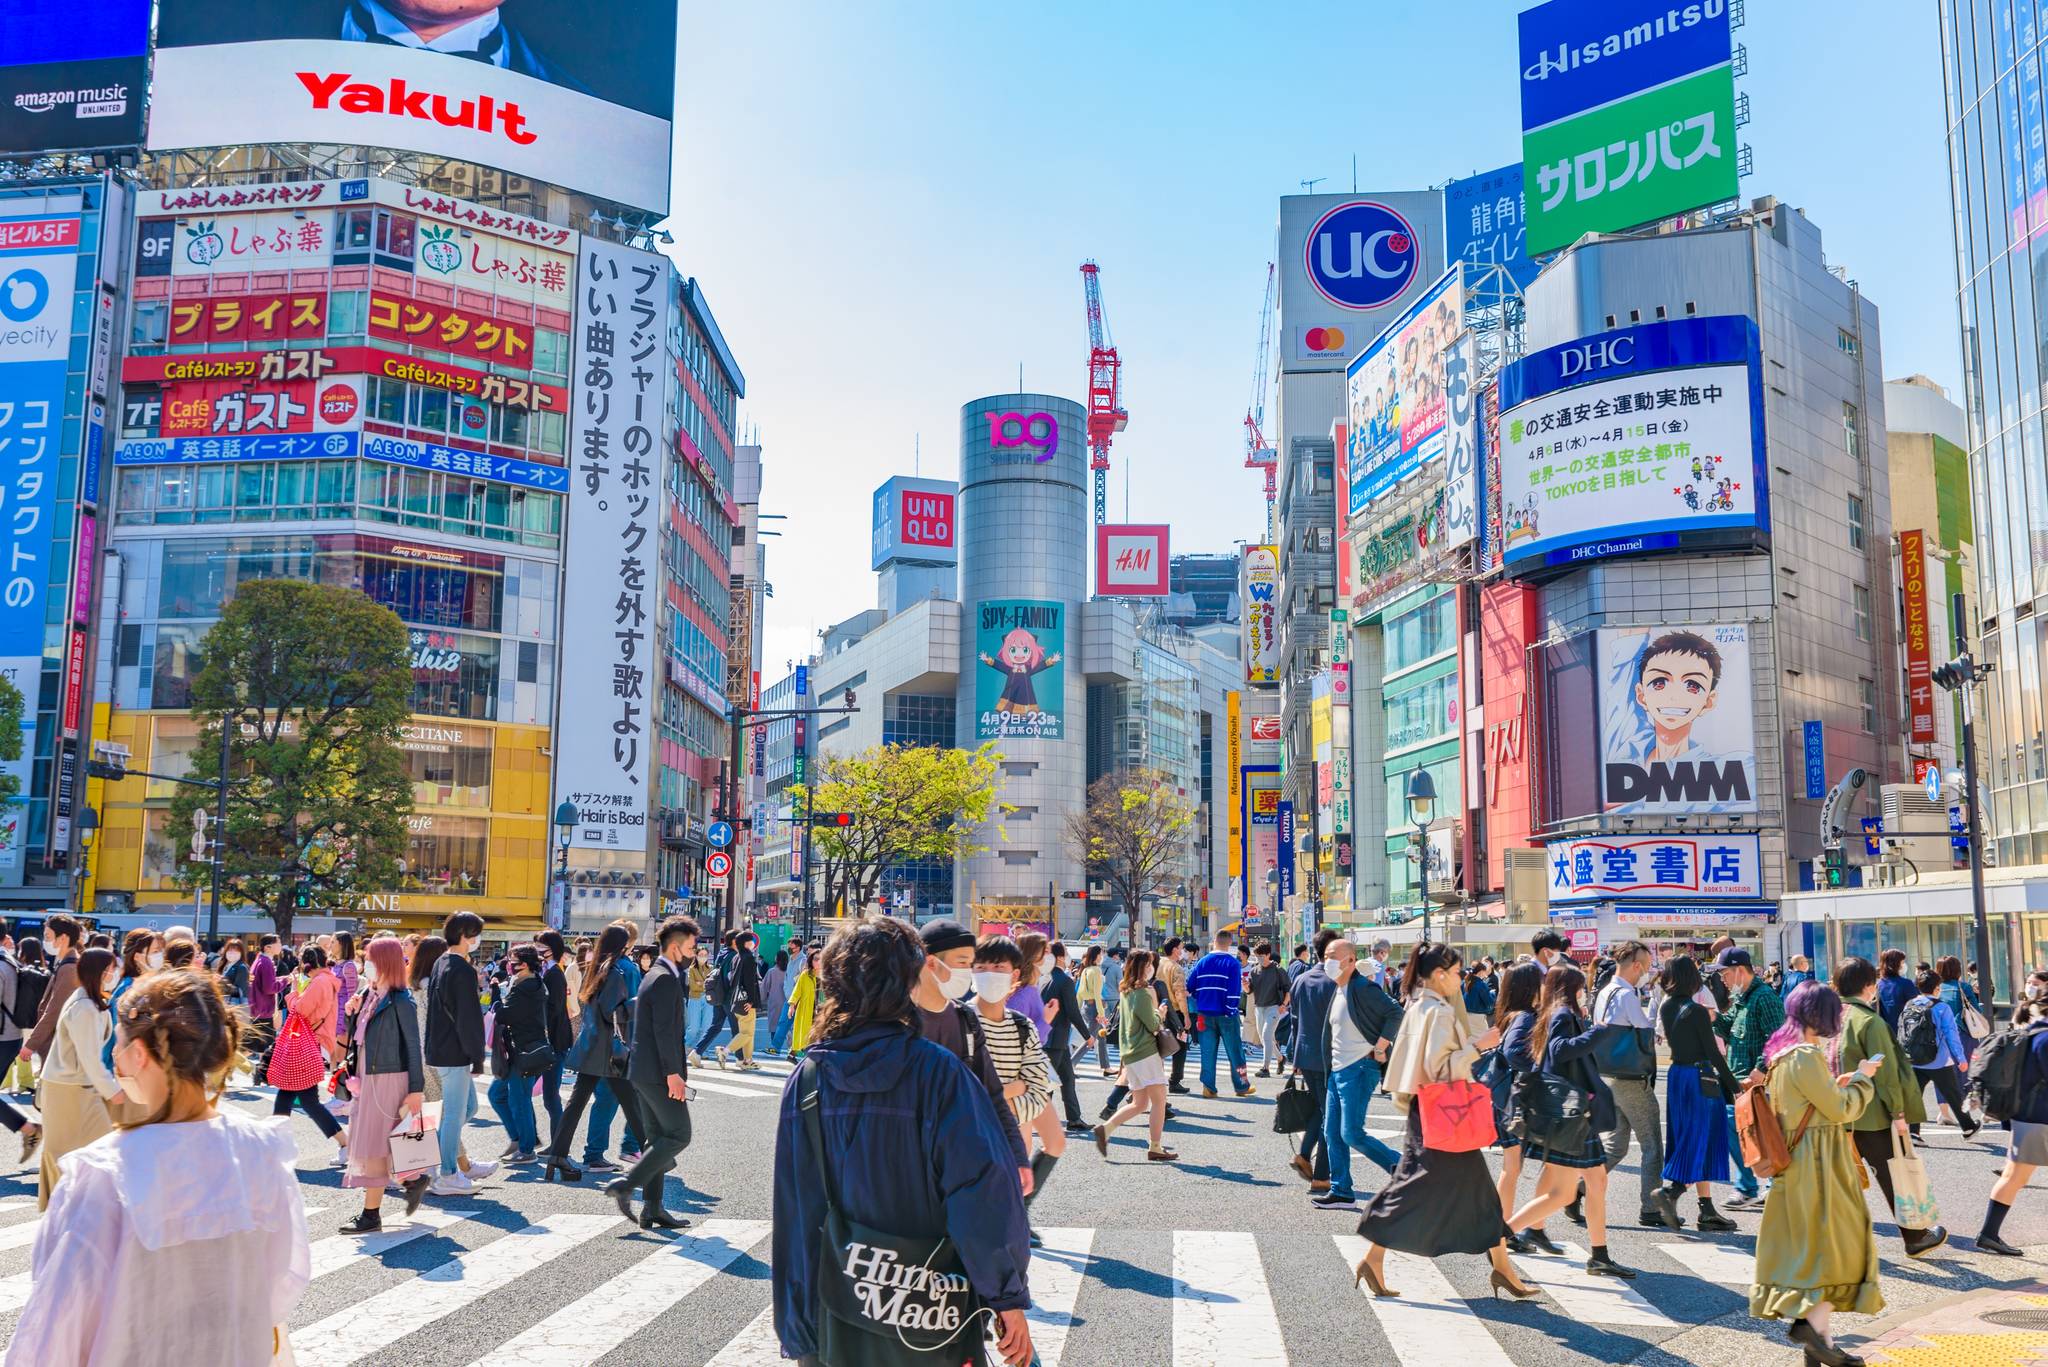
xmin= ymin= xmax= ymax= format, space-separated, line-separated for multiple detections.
xmin=72 ymin=806 xmax=99 ymax=913
xmin=1405 ymin=767 xmax=1437 ymax=943
xmin=551 ymin=800 xmax=578 ymax=932
xmin=1933 ymin=653 xmax=1997 ymax=1007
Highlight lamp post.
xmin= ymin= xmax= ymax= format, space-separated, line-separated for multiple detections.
xmin=1933 ymin=653 xmax=1997 ymax=1007
xmin=1405 ymin=767 xmax=1437 ymax=944
xmin=551 ymin=800 xmax=578 ymax=932
xmin=71 ymin=806 xmax=99 ymax=914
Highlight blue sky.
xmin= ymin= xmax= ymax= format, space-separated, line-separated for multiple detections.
xmin=671 ymin=2 xmax=1958 ymax=673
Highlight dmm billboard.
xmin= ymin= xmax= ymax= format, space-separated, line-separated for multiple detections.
xmin=1597 ymin=622 xmax=1756 ymax=815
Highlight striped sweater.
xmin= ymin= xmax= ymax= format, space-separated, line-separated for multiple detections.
xmin=978 ymin=1006 xmax=1053 ymax=1124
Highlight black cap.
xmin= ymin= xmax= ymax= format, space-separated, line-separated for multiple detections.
xmin=919 ymin=919 xmax=977 ymax=956
xmin=1715 ymin=946 xmax=1753 ymax=970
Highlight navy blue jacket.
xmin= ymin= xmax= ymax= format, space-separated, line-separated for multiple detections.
xmin=1877 ymin=973 xmax=1917 ymax=1033
xmin=1536 ymin=1006 xmax=1618 ymax=1134
xmin=772 ymin=1022 xmax=1031 ymax=1360
xmin=2016 ymin=1026 xmax=2048 ymax=1125
xmin=1286 ymin=967 xmax=1401 ymax=1073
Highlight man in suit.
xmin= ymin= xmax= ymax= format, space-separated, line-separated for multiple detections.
xmin=339 ymin=1 xmax=589 ymax=91
xmin=612 ymin=914 xmax=698 ymax=1231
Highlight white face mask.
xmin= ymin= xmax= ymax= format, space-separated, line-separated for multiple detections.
xmin=972 ymin=971 xmax=1012 ymax=1004
xmin=936 ymin=962 xmax=976 ymax=1000
xmin=2029 ymin=983 xmax=2046 ymax=1001
xmin=224 ymin=952 xmax=240 ymax=963
xmin=145 ymin=952 xmax=165 ymax=971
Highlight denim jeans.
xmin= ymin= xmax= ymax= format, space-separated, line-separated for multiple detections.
xmin=487 ymin=1072 xmax=539 ymax=1152
xmin=771 ymin=1007 xmax=794 ymax=1054
xmin=684 ymin=996 xmax=711 ymax=1050
xmin=585 ymin=1076 xmax=644 ymax=1161
xmin=1197 ymin=1013 xmax=1248 ymax=1093
xmin=1323 ymin=1056 xmax=1400 ymax=1200
xmin=1725 ymin=1102 xmax=1759 ymax=1195
xmin=433 ymin=1065 xmax=477 ymax=1175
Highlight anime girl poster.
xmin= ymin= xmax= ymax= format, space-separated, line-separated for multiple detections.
xmin=974 ymin=599 xmax=1065 ymax=741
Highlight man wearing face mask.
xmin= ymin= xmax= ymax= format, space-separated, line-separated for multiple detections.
xmin=910 ymin=920 xmax=1032 ymax=1193
xmin=1531 ymin=928 xmax=1568 ymax=971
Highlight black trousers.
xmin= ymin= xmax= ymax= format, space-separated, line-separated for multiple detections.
xmin=1298 ymin=1068 xmax=1329 ymax=1180
xmin=1048 ymin=1036 xmax=1082 ymax=1127
xmin=274 ymin=1083 xmax=342 ymax=1139
xmin=622 ymin=1081 xmax=692 ymax=1203
xmin=1914 ymin=1064 xmax=1968 ymax=1124
xmin=548 ymin=1072 xmax=646 ymax=1160
xmin=1169 ymin=1038 xmax=1188 ymax=1088
xmin=0 ymin=1041 xmax=25 ymax=1134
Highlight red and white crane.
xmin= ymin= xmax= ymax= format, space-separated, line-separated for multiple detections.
xmin=1079 ymin=260 xmax=1127 ymax=525
xmin=1243 ymin=261 xmax=1278 ymax=533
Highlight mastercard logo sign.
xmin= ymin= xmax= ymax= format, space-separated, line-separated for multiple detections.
xmin=318 ymin=383 xmax=359 ymax=424
xmin=1303 ymin=326 xmax=1347 ymax=354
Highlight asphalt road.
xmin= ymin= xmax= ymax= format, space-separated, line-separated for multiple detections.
xmin=2 ymin=1044 xmax=2046 ymax=1366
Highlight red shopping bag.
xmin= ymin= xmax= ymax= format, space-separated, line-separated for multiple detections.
xmin=1417 ymin=1078 xmax=1497 ymax=1152
xmin=266 ymin=1013 xmax=325 ymax=1093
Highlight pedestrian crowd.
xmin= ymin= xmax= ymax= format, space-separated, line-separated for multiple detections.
xmin=0 ymin=904 xmax=2038 ymax=1367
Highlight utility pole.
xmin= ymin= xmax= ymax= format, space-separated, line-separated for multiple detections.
xmin=1934 ymin=645 xmax=1999 ymax=1007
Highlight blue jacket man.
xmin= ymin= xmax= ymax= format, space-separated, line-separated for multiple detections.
xmin=1287 ymin=940 xmax=1403 ymax=1209
xmin=773 ymin=1020 xmax=1030 ymax=1361
xmin=1186 ymin=932 xmax=1254 ymax=1097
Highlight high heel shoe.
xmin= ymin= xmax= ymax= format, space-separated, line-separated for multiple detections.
xmin=1352 ymin=1258 xmax=1398 ymax=1299
xmin=542 ymin=1155 xmax=583 ymax=1183
xmin=1489 ymin=1269 xmax=1540 ymax=1301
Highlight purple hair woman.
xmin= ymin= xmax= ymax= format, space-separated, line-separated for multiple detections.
xmin=1751 ymin=980 xmax=1884 ymax=1365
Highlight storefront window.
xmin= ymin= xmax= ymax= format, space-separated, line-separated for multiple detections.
xmin=147 ymin=718 xmax=203 ymax=800
xmin=1383 ymin=590 xmax=1458 ymax=675
xmin=401 ymin=814 xmax=487 ymax=895
xmin=403 ymin=724 xmax=492 ymax=807
xmin=1384 ymin=671 xmax=1456 ymax=753
xmin=409 ymin=630 xmax=500 ymax=720
xmin=140 ymin=809 xmax=181 ymax=884
xmin=151 ymin=624 xmax=207 ymax=709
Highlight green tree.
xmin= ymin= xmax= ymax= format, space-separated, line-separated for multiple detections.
xmin=0 ymin=672 xmax=22 ymax=804
xmin=168 ymin=580 xmax=415 ymax=940
xmin=1068 ymin=769 xmax=1196 ymax=931
xmin=811 ymin=742 xmax=1007 ymax=913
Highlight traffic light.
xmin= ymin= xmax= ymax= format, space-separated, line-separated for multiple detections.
xmin=1823 ymin=846 xmax=1847 ymax=889
xmin=294 ymin=878 xmax=312 ymax=908
xmin=809 ymin=812 xmax=854 ymax=828
xmin=843 ymin=688 xmax=857 ymax=710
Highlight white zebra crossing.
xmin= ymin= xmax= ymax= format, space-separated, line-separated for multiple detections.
xmin=1171 ymin=1230 xmax=1288 ymax=1367
xmin=1507 ymin=1242 xmax=1678 ymax=1328
xmin=1332 ymin=1236 xmax=1518 ymax=1367
xmin=704 ymin=1306 xmax=781 ymax=1366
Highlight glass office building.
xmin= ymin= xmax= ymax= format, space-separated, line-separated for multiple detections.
xmin=1941 ymin=1 xmax=2048 ymax=864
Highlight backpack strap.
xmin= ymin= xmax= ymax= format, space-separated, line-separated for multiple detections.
xmin=955 ymin=1002 xmax=982 ymax=1069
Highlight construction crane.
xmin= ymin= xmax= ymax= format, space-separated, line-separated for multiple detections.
xmin=1243 ymin=262 xmax=1278 ymax=534
xmin=1079 ymin=260 xmax=1127 ymax=525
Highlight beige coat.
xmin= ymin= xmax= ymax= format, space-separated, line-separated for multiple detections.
xmin=1381 ymin=986 xmax=1481 ymax=1112
xmin=1159 ymin=957 xmax=1189 ymax=1016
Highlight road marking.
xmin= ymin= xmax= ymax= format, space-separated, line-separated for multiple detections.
xmin=290 ymin=1212 xmax=620 ymax=1366
xmin=306 ymin=1206 xmax=479 ymax=1280
xmin=1654 ymin=1240 xmax=1753 ymax=1286
xmin=1333 ymin=1236 xmax=1516 ymax=1367
xmin=1509 ymin=1241 xmax=1678 ymax=1327
xmin=705 ymin=1306 xmax=782 ymax=1366
xmin=1027 ymin=1226 xmax=1095 ymax=1367
xmin=689 ymin=1075 xmax=787 ymax=1098
xmin=1171 ymin=1229 xmax=1287 ymax=1367
xmin=469 ymin=1219 xmax=771 ymax=1366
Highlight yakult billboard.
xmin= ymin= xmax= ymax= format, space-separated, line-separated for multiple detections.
xmin=149 ymin=1 xmax=677 ymax=213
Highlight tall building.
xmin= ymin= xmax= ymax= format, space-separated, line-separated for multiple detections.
xmin=1938 ymin=1 xmax=2048 ymax=866
xmin=1163 ymin=552 xmax=1240 ymax=628
xmin=1885 ymin=376 xmax=1975 ymax=787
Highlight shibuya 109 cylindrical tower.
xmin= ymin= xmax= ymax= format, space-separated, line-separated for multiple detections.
xmin=956 ymin=393 xmax=1089 ymax=930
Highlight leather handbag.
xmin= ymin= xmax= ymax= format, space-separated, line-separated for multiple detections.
xmin=1273 ymin=1074 xmax=1318 ymax=1135
xmin=1516 ymin=1074 xmax=1594 ymax=1152
xmin=1418 ymin=1078 xmax=1497 ymax=1152
xmin=1153 ymin=1025 xmax=1183 ymax=1058
xmin=515 ymin=1037 xmax=559 ymax=1076
xmin=266 ymin=1012 xmax=325 ymax=1094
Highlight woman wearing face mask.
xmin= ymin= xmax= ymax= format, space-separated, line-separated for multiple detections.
xmin=35 ymin=947 xmax=126 ymax=1210
xmin=103 ymin=931 xmax=163 ymax=1125
xmin=2012 ymin=971 xmax=2048 ymax=1026
xmin=972 ymin=936 xmax=1062 ymax=1233
xmin=6 ymin=969 xmax=309 ymax=1367
xmin=1093 ymin=949 xmax=1176 ymax=1162
xmin=273 ymin=945 xmax=348 ymax=1166
xmin=217 ymin=937 xmax=250 ymax=1006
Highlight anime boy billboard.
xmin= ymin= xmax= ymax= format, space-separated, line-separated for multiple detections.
xmin=1597 ymin=622 xmax=1757 ymax=814
xmin=975 ymin=599 xmax=1065 ymax=741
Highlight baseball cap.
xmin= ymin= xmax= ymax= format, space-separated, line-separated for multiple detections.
xmin=1715 ymin=947 xmax=1754 ymax=970
xmin=919 ymin=919 xmax=977 ymax=956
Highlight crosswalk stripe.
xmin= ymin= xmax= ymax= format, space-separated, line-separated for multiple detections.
xmin=705 ymin=1306 xmax=782 ymax=1366
xmin=689 ymin=1077 xmax=783 ymax=1099
xmin=306 ymin=1207 xmax=479 ymax=1281
xmin=1508 ymin=1241 xmax=1678 ymax=1327
xmin=289 ymin=1212 xmax=621 ymax=1366
xmin=1025 ymin=1226 xmax=1094 ymax=1367
xmin=468 ymin=1218 xmax=771 ymax=1365
xmin=1171 ymin=1229 xmax=1287 ymax=1367
xmin=1654 ymin=1239 xmax=1753 ymax=1287
xmin=0 ymin=1220 xmax=39 ymax=1253
xmin=1332 ymin=1236 xmax=1517 ymax=1367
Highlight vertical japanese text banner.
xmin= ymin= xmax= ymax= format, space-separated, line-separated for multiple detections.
xmin=557 ymin=239 xmax=664 ymax=851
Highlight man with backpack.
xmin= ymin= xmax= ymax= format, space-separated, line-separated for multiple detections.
xmin=1970 ymin=1009 xmax=2048 ymax=1256
xmin=0 ymin=929 xmax=44 ymax=1161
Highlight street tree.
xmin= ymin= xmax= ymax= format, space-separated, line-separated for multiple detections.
xmin=1068 ymin=769 xmax=1196 ymax=931
xmin=810 ymin=742 xmax=1007 ymax=913
xmin=168 ymin=580 xmax=415 ymax=940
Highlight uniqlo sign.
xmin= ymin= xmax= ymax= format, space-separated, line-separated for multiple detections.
xmin=1095 ymin=523 xmax=1170 ymax=596
xmin=901 ymin=489 xmax=954 ymax=549
xmin=1901 ymin=528 xmax=1935 ymax=744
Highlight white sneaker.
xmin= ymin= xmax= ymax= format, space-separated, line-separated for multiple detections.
xmin=688 ymin=1050 xmax=702 ymax=1068
xmin=330 ymin=1146 xmax=349 ymax=1168
xmin=463 ymin=1159 xmax=500 ymax=1182
xmin=715 ymin=1046 xmax=729 ymax=1070
xmin=428 ymin=1173 xmax=475 ymax=1197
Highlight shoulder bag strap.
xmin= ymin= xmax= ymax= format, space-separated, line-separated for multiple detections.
xmin=796 ymin=1056 xmax=843 ymax=1213
xmin=1787 ymin=1103 xmax=1819 ymax=1149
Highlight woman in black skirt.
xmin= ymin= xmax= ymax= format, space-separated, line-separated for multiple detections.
xmin=1353 ymin=943 xmax=1540 ymax=1301
xmin=1506 ymin=964 xmax=1637 ymax=1278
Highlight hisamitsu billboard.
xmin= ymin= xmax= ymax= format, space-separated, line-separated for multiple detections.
xmin=1517 ymin=0 xmax=1734 ymax=130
